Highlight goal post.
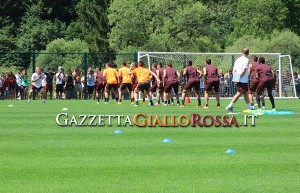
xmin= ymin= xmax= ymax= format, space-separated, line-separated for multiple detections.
xmin=138 ymin=52 xmax=297 ymax=98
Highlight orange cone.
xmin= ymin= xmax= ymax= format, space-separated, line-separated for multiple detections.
xmin=187 ymin=96 xmax=191 ymax=103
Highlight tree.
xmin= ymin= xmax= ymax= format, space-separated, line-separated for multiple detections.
xmin=200 ymin=0 xmax=238 ymax=48
xmin=267 ymin=30 xmax=300 ymax=68
xmin=233 ymin=0 xmax=287 ymax=39
xmin=69 ymin=0 xmax=110 ymax=53
xmin=225 ymin=35 xmax=268 ymax=53
xmin=0 ymin=17 xmax=21 ymax=67
xmin=36 ymin=38 xmax=89 ymax=70
xmin=17 ymin=3 xmax=66 ymax=52
xmin=108 ymin=0 xmax=221 ymax=53
xmin=282 ymin=0 xmax=300 ymax=36
xmin=41 ymin=0 xmax=78 ymax=25
xmin=0 ymin=0 xmax=31 ymax=30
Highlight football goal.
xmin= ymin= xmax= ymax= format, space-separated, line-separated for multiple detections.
xmin=138 ymin=52 xmax=297 ymax=98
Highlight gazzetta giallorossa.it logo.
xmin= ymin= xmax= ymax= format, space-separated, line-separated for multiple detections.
xmin=56 ymin=113 xmax=257 ymax=127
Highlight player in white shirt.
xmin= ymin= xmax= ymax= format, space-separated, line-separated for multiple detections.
xmin=56 ymin=66 xmax=64 ymax=99
xmin=15 ymin=69 xmax=23 ymax=99
xmin=81 ymin=76 xmax=85 ymax=99
xmin=28 ymin=67 xmax=46 ymax=104
xmin=226 ymin=48 xmax=252 ymax=112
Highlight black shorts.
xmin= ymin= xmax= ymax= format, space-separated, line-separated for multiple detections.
xmin=87 ymin=86 xmax=95 ymax=94
xmin=237 ymin=82 xmax=248 ymax=93
xmin=56 ymin=84 xmax=64 ymax=93
xmin=105 ymin=84 xmax=118 ymax=92
xmin=137 ymin=81 xmax=150 ymax=92
xmin=30 ymin=84 xmax=43 ymax=92
xmin=120 ymin=83 xmax=132 ymax=92
xmin=96 ymin=83 xmax=105 ymax=92
xmin=9 ymin=84 xmax=16 ymax=90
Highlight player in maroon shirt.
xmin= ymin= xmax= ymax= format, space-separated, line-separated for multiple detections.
xmin=149 ymin=63 xmax=159 ymax=104
xmin=181 ymin=60 xmax=203 ymax=107
xmin=203 ymin=59 xmax=220 ymax=108
xmin=163 ymin=63 xmax=181 ymax=106
xmin=95 ymin=66 xmax=104 ymax=104
xmin=256 ymin=57 xmax=276 ymax=110
xmin=248 ymin=55 xmax=265 ymax=110
xmin=155 ymin=63 xmax=165 ymax=105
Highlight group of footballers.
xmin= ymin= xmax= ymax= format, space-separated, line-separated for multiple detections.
xmin=225 ymin=48 xmax=276 ymax=112
xmin=25 ymin=47 xmax=277 ymax=112
xmin=95 ymin=59 xmax=220 ymax=108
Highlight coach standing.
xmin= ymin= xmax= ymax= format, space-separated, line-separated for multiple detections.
xmin=225 ymin=48 xmax=252 ymax=112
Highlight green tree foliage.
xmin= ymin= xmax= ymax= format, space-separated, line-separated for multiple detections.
xmin=1 ymin=0 xmax=300 ymax=70
xmin=68 ymin=0 xmax=109 ymax=53
xmin=225 ymin=30 xmax=300 ymax=69
xmin=41 ymin=0 xmax=78 ymax=25
xmin=225 ymin=35 xmax=268 ymax=53
xmin=0 ymin=0 xmax=31 ymax=30
xmin=233 ymin=0 xmax=287 ymax=39
xmin=201 ymin=0 xmax=238 ymax=48
xmin=17 ymin=3 xmax=66 ymax=52
xmin=283 ymin=0 xmax=300 ymax=36
xmin=108 ymin=0 xmax=221 ymax=53
xmin=36 ymin=38 xmax=89 ymax=70
xmin=267 ymin=30 xmax=300 ymax=68
xmin=0 ymin=17 xmax=21 ymax=67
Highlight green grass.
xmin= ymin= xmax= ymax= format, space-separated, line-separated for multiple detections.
xmin=0 ymin=99 xmax=299 ymax=192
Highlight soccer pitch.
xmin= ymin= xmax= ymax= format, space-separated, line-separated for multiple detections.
xmin=1 ymin=99 xmax=299 ymax=192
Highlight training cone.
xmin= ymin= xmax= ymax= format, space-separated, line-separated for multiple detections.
xmin=62 ymin=108 xmax=68 ymax=111
xmin=114 ymin=130 xmax=123 ymax=134
xmin=225 ymin=148 xmax=236 ymax=154
xmin=186 ymin=96 xmax=191 ymax=103
xmin=8 ymin=105 xmax=13 ymax=107
xmin=162 ymin=138 xmax=173 ymax=143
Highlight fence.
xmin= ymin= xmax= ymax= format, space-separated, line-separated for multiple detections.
xmin=0 ymin=52 xmax=137 ymax=99
xmin=138 ymin=52 xmax=297 ymax=98
xmin=0 ymin=51 xmax=298 ymax=100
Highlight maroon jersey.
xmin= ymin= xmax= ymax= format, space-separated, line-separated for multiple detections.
xmin=165 ymin=67 xmax=178 ymax=83
xmin=205 ymin=65 xmax=219 ymax=82
xmin=256 ymin=64 xmax=273 ymax=81
xmin=158 ymin=68 xmax=165 ymax=81
xmin=251 ymin=62 xmax=259 ymax=79
xmin=186 ymin=66 xmax=199 ymax=80
xmin=96 ymin=71 xmax=104 ymax=84
xmin=132 ymin=74 xmax=138 ymax=84
xmin=8 ymin=75 xmax=16 ymax=85
xmin=151 ymin=68 xmax=157 ymax=84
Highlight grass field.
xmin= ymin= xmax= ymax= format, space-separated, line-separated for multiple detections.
xmin=0 ymin=99 xmax=299 ymax=192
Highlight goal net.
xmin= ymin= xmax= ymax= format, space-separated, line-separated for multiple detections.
xmin=138 ymin=52 xmax=297 ymax=98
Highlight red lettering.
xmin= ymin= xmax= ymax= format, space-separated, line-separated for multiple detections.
xmin=202 ymin=115 xmax=214 ymax=127
xmin=229 ymin=116 xmax=239 ymax=127
xmin=222 ymin=115 xmax=229 ymax=127
xmin=191 ymin=114 xmax=202 ymax=127
xmin=214 ymin=115 xmax=221 ymax=127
